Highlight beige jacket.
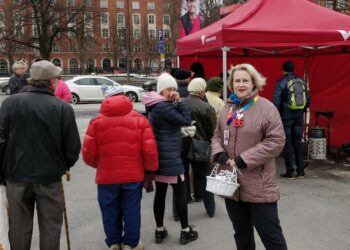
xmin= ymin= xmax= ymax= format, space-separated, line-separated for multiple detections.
xmin=206 ymin=91 xmax=225 ymax=116
xmin=211 ymin=93 xmax=285 ymax=203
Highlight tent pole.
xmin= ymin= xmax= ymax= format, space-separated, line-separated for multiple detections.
xmin=222 ymin=46 xmax=230 ymax=103
xmin=177 ymin=56 xmax=180 ymax=68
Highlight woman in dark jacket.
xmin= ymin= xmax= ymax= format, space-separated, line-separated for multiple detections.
xmin=142 ymin=73 xmax=198 ymax=246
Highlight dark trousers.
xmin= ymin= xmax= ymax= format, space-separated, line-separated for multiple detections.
xmin=225 ymin=199 xmax=287 ymax=250
xmin=191 ymin=160 xmax=215 ymax=214
xmin=6 ymin=181 xmax=63 ymax=250
xmin=98 ymin=182 xmax=142 ymax=248
xmin=154 ymin=178 xmax=188 ymax=229
xmin=283 ymin=118 xmax=304 ymax=174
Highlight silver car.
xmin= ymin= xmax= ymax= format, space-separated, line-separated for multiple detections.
xmin=66 ymin=75 xmax=145 ymax=104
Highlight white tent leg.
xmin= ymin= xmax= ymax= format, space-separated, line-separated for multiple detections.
xmin=222 ymin=46 xmax=230 ymax=103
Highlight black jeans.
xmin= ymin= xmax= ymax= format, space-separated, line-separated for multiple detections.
xmin=283 ymin=118 xmax=304 ymax=174
xmin=191 ymin=160 xmax=215 ymax=214
xmin=225 ymin=199 xmax=287 ymax=250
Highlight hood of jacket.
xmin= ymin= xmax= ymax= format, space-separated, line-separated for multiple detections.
xmin=100 ymin=95 xmax=133 ymax=117
xmin=142 ymin=91 xmax=167 ymax=107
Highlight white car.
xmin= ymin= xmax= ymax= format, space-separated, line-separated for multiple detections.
xmin=66 ymin=75 xmax=145 ymax=104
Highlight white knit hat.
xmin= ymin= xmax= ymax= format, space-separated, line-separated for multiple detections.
xmin=188 ymin=78 xmax=206 ymax=93
xmin=157 ymin=73 xmax=177 ymax=94
xmin=104 ymin=86 xmax=124 ymax=98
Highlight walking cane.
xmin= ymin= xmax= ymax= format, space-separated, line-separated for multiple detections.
xmin=61 ymin=171 xmax=71 ymax=250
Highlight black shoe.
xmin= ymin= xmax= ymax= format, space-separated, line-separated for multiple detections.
xmin=179 ymin=226 xmax=198 ymax=245
xmin=207 ymin=211 xmax=215 ymax=218
xmin=280 ymin=172 xmax=295 ymax=179
xmin=296 ymin=172 xmax=305 ymax=179
xmin=173 ymin=214 xmax=179 ymax=221
xmin=155 ymin=228 xmax=168 ymax=244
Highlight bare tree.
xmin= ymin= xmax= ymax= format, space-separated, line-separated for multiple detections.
xmin=0 ymin=0 xmax=100 ymax=60
xmin=200 ymin=0 xmax=222 ymax=27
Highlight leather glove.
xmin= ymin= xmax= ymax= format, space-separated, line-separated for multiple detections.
xmin=217 ymin=152 xmax=230 ymax=165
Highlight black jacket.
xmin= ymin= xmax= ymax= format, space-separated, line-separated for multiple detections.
xmin=0 ymin=88 xmax=81 ymax=184
xmin=148 ymin=101 xmax=191 ymax=176
xmin=272 ymin=72 xmax=311 ymax=121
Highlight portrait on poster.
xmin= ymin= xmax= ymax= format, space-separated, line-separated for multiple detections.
xmin=180 ymin=0 xmax=201 ymax=38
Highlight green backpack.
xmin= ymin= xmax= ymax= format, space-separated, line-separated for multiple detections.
xmin=287 ymin=78 xmax=307 ymax=110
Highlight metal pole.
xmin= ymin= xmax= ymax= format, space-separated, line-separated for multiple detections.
xmin=222 ymin=46 xmax=230 ymax=103
xmin=61 ymin=171 xmax=71 ymax=250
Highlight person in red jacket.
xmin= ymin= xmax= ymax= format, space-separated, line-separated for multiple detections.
xmin=82 ymin=86 xmax=158 ymax=250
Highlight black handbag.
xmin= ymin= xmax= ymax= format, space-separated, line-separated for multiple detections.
xmin=187 ymin=138 xmax=211 ymax=162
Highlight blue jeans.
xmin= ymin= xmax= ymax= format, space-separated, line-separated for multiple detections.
xmin=283 ymin=118 xmax=304 ymax=174
xmin=97 ymin=182 xmax=142 ymax=248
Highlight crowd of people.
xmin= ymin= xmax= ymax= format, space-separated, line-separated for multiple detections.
xmin=0 ymin=58 xmax=311 ymax=250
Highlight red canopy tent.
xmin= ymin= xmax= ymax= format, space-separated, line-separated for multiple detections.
xmin=176 ymin=0 xmax=350 ymax=147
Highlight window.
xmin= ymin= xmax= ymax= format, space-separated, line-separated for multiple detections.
xmin=102 ymin=43 xmax=110 ymax=52
xmin=164 ymin=44 xmax=171 ymax=53
xmin=148 ymin=15 xmax=155 ymax=24
xmin=85 ymin=0 xmax=92 ymax=7
xmin=116 ymin=1 xmax=124 ymax=8
xmin=69 ymin=58 xmax=79 ymax=70
xmin=134 ymin=29 xmax=140 ymax=38
xmin=96 ymin=77 xmax=113 ymax=86
xmin=147 ymin=2 xmax=155 ymax=9
xmin=100 ymin=0 xmax=108 ymax=8
xmin=135 ymin=42 xmax=141 ymax=52
xmin=13 ymin=0 xmax=20 ymax=4
xmin=0 ymin=43 xmax=5 ymax=53
xmin=149 ymin=29 xmax=155 ymax=39
xmin=102 ymin=28 xmax=109 ymax=38
xmin=117 ymin=13 xmax=125 ymax=25
xmin=76 ymin=78 xmax=94 ymax=86
xmin=101 ymin=13 xmax=108 ymax=24
xmin=163 ymin=29 xmax=170 ymax=39
xmin=163 ymin=2 xmax=170 ymax=11
xmin=134 ymin=58 xmax=142 ymax=71
xmin=150 ymin=43 xmax=156 ymax=52
xmin=67 ymin=0 xmax=75 ymax=6
xmin=102 ymin=59 xmax=112 ymax=72
xmin=163 ymin=15 xmax=170 ymax=25
xmin=133 ymin=14 xmax=140 ymax=25
xmin=132 ymin=1 xmax=139 ymax=9
xmin=52 ymin=58 xmax=61 ymax=67
xmin=134 ymin=29 xmax=141 ymax=39
xmin=52 ymin=43 xmax=60 ymax=52
xmin=118 ymin=28 xmax=125 ymax=38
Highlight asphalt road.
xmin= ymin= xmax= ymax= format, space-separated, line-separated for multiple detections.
xmin=0 ymin=94 xmax=349 ymax=250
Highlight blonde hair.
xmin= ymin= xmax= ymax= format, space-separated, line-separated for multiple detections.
xmin=228 ymin=63 xmax=266 ymax=91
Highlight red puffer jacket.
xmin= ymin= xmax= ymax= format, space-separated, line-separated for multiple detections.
xmin=82 ymin=95 xmax=158 ymax=184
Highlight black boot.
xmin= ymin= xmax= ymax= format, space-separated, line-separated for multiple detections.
xmin=179 ymin=226 xmax=198 ymax=245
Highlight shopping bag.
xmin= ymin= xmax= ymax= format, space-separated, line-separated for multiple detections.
xmin=187 ymin=138 xmax=211 ymax=162
xmin=0 ymin=185 xmax=10 ymax=250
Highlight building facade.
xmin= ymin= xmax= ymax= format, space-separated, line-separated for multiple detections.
xmin=0 ymin=0 xmax=180 ymax=75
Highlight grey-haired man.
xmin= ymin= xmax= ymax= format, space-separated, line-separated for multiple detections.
xmin=9 ymin=60 xmax=29 ymax=94
xmin=0 ymin=60 xmax=81 ymax=250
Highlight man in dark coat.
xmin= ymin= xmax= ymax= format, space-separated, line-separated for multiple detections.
xmin=9 ymin=60 xmax=30 ymax=94
xmin=273 ymin=60 xmax=310 ymax=178
xmin=0 ymin=60 xmax=81 ymax=250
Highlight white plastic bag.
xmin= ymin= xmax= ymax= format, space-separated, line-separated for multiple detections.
xmin=0 ymin=185 xmax=10 ymax=250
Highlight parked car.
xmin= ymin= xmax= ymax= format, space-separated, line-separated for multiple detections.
xmin=0 ymin=78 xmax=10 ymax=95
xmin=142 ymin=79 xmax=157 ymax=91
xmin=66 ymin=75 xmax=145 ymax=104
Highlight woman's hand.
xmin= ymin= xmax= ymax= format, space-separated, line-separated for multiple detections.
xmin=226 ymin=159 xmax=237 ymax=170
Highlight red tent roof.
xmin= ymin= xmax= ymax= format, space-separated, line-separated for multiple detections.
xmin=177 ymin=0 xmax=350 ymax=56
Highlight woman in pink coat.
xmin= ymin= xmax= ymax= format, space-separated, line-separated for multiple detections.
xmin=211 ymin=64 xmax=287 ymax=250
xmin=55 ymin=79 xmax=72 ymax=103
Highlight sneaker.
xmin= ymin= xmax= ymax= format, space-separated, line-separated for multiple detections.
xmin=179 ymin=226 xmax=198 ymax=245
xmin=110 ymin=244 xmax=121 ymax=250
xmin=121 ymin=241 xmax=144 ymax=250
xmin=280 ymin=172 xmax=295 ymax=179
xmin=296 ymin=172 xmax=305 ymax=179
xmin=155 ymin=228 xmax=168 ymax=244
